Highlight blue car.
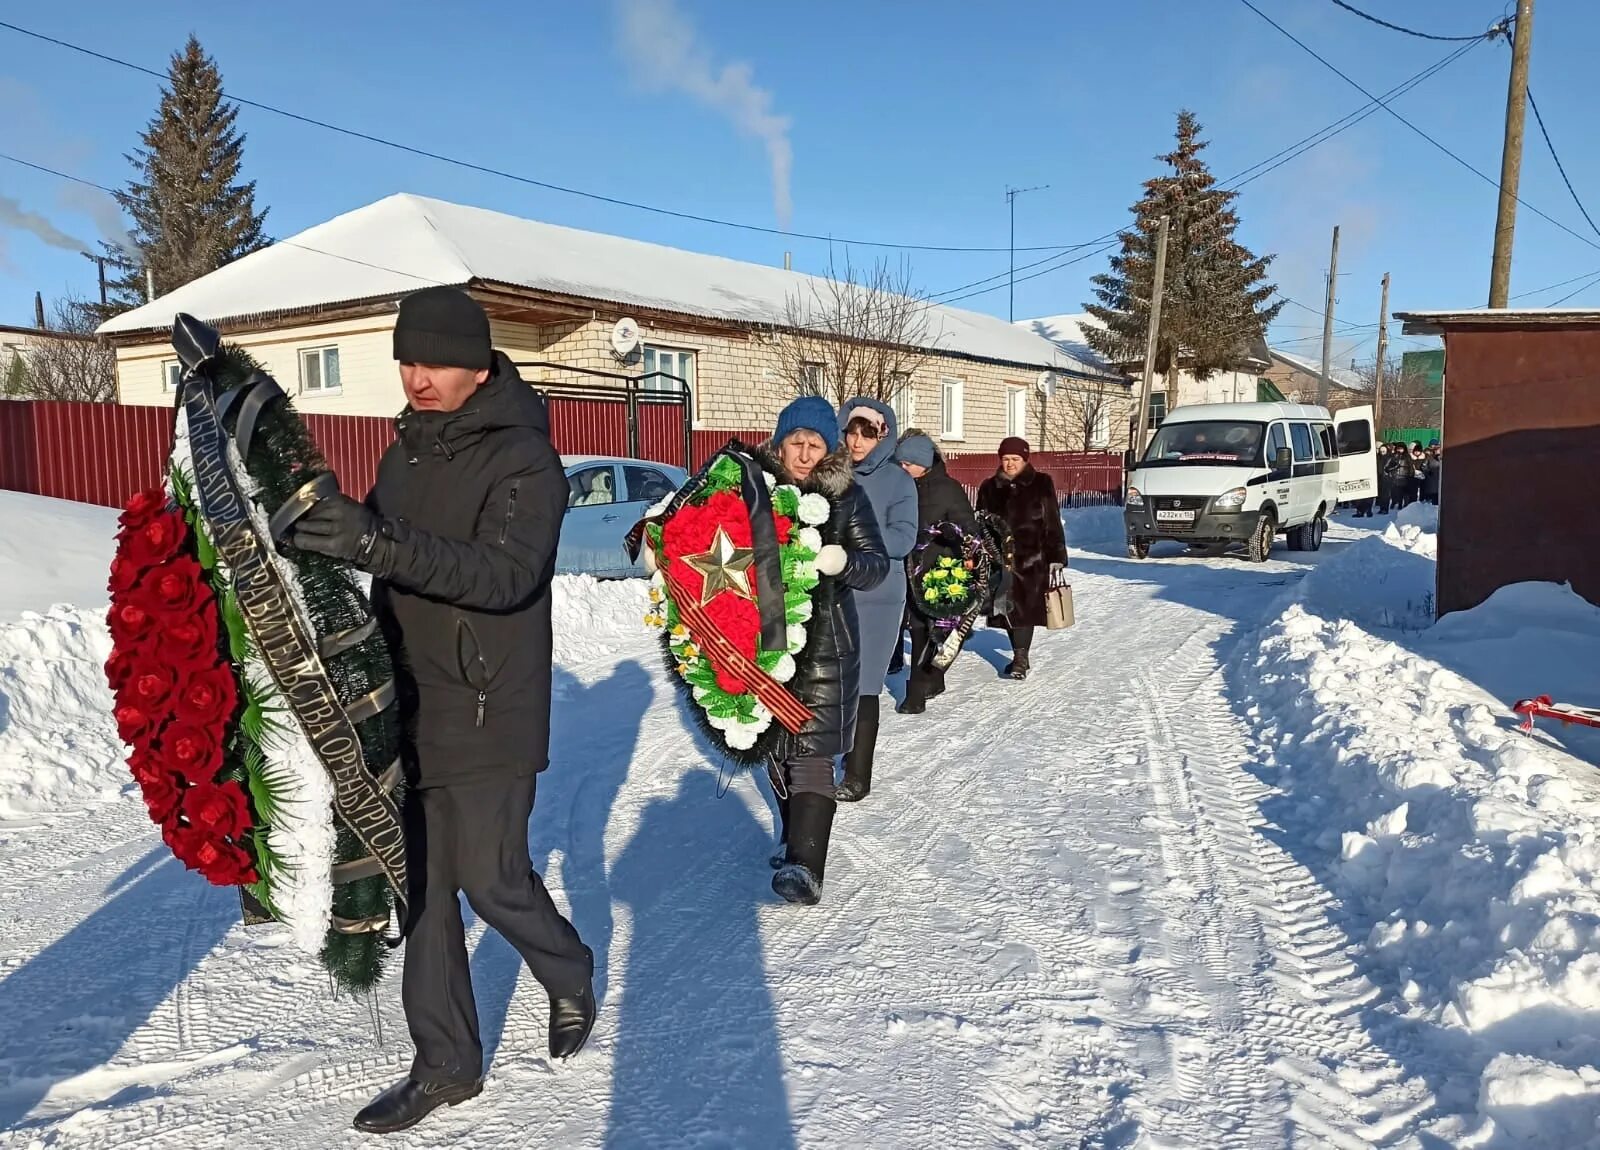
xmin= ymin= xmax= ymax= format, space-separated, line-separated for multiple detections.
xmin=558 ymin=456 xmax=688 ymax=578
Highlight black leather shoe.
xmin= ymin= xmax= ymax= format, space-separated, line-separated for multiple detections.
xmin=549 ymin=983 xmax=596 ymax=1060
xmin=353 ymin=1077 xmax=481 ymax=1134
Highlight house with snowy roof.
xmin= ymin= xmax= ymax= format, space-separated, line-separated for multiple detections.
xmin=1261 ymin=347 xmax=1370 ymax=409
xmin=1018 ymin=311 xmax=1270 ymax=437
xmin=97 ymin=194 xmax=1101 ymax=454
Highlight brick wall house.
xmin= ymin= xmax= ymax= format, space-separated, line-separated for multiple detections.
xmin=101 ymin=194 xmax=1108 ymax=455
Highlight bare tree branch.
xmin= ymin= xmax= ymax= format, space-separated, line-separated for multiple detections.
xmin=8 ymin=294 xmax=118 ymax=403
xmin=777 ymin=254 xmax=939 ymax=407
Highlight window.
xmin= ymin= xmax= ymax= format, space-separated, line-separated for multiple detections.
xmin=1006 ymin=387 xmax=1028 ymax=438
xmin=1090 ymin=405 xmax=1112 ymax=449
xmin=1289 ymin=422 xmax=1315 ymax=461
xmin=1267 ymin=422 xmax=1290 ymax=467
xmin=1336 ymin=417 xmax=1373 ymax=456
xmin=940 ymin=377 xmax=964 ymax=440
xmin=1314 ymin=423 xmax=1334 ymax=460
xmin=625 ymin=465 xmax=677 ymax=506
xmin=163 ymin=360 xmax=182 ymax=392
xmin=299 ymin=346 xmax=341 ymax=394
xmin=798 ymin=361 xmax=825 ymax=393
xmin=888 ymin=372 xmax=915 ymax=429
xmin=1148 ymin=391 xmax=1167 ymax=428
xmin=643 ymin=345 xmax=695 ymax=399
xmin=567 ymin=465 xmax=617 ymax=509
xmin=1143 ymin=420 xmax=1265 ymax=465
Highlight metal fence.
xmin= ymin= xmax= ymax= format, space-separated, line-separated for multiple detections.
xmin=0 ymin=397 xmax=1124 ymax=511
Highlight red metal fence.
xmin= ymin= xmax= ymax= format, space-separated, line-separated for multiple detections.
xmin=0 ymin=398 xmax=1123 ymax=510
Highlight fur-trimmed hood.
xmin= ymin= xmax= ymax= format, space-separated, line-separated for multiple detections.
xmin=751 ymin=439 xmax=857 ymax=500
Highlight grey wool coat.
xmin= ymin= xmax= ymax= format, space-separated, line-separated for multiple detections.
xmin=837 ymin=396 xmax=918 ymax=695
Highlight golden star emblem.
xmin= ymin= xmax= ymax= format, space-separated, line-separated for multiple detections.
xmin=681 ymin=525 xmax=757 ymax=605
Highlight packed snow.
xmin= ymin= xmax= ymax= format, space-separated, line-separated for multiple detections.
xmin=2 ymin=496 xmax=1598 ymax=1147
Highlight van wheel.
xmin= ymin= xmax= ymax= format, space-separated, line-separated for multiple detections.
xmin=1128 ymin=538 xmax=1151 ymax=560
xmin=1246 ymin=513 xmax=1275 ymax=563
xmin=1307 ymin=514 xmax=1326 ymax=552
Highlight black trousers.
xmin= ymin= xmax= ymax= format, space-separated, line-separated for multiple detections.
xmin=906 ymin=615 xmax=943 ymax=703
xmin=402 ymin=774 xmax=592 ymax=1085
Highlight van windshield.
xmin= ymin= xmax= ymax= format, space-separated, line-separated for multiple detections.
xmin=1141 ymin=421 xmax=1266 ymax=467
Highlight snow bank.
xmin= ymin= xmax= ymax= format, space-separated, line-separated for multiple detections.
xmin=1237 ymin=522 xmax=1600 ymax=1141
xmin=1063 ymin=505 xmax=1127 ymax=555
xmin=1394 ymin=500 xmax=1440 ymax=533
xmin=0 ymin=606 xmax=124 ymax=818
xmin=0 ymin=492 xmax=118 ymax=623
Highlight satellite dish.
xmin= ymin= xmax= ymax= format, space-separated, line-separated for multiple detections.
xmin=610 ymin=317 xmax=641 ymax=359
xmin=1037 ymin=370 xmax=1058 ymax=397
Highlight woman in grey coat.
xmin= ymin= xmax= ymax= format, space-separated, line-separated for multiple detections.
xmin=834 ymin=396 xmax=918 ymax=803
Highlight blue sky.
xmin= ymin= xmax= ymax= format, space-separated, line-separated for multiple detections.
xmin=4 ymin=0 xmax=1599 ymax=366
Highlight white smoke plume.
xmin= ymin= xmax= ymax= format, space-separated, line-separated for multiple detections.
xmin=0 ymin=194 xmax=91 ymax=253
xmin=59 ymin=184 xmax=138 ymax=256
xmin=617 ymin=0 xmax=794 ymax=227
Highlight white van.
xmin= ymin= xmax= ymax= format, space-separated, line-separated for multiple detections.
xmin=1123 ymin=402 xmax=1378 ymax=562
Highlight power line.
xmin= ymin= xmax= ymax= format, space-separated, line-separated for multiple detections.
xmin=1237 ymin=0 xmax=1600 ymax=254
xmin=1546 ymin=272 xmax=1600 ymax=307
xmin=930 ymin=41 xmax=1479 ymax=307
xmin=1325 ymin=0 xmax=1503 ymax=42
xmin=1525 ymin=88 xmax=1600 ymax=242
xmin=0 ymin=18 xmax=1101 ymax=257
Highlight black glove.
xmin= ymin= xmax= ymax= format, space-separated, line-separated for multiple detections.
xmin=285 ymin=494 xmax=390 ymax=570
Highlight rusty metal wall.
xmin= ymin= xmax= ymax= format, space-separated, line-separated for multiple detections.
xmin=1438 ymin=326 xmax=1600 ymax=615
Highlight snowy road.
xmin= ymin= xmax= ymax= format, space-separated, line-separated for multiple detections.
xmin=0 ymin=522 xmax=1480 ymax=1148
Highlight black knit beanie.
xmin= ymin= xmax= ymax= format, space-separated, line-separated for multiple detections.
xmin=393 ymin=287 xmax=492 ymax=371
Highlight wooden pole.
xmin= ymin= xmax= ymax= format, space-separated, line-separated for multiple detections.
xmin=1319 ymin=225 xmax=1340 ymax=408
xmin=1374 ymin=272 xmax=1390 ymax=432
xmin=1489 ymin=0 xmax=1535 ymax=308
xmin=1133 ymin=215 xmax=1170 ymax=453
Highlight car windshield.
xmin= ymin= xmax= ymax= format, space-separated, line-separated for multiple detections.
xmin=1142 ymin=421 xmax=1265 ymax=466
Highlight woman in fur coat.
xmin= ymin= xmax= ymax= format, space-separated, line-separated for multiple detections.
xmin=976 ymin=437 xmax=1068 ymax=681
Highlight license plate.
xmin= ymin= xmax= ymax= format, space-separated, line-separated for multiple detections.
xmin=1155 ymin=509 xmax=1195 ymax=523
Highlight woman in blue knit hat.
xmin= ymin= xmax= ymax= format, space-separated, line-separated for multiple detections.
xmin=758 ymin=395 xmax=890 ymax=903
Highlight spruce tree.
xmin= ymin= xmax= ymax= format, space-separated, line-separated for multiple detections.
xmin=102 ymin=35 xmax=268 ymax=314
xmin=1084 ymin=110 xmax=1282 ymax=382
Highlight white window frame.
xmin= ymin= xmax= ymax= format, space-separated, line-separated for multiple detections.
xmin=1090 ymin=404 xmax=1112 ymax=449
xmin=940 ymin=376 xmax=965 ymax=442
xmin=162 ymin=360 xmax=182 ymax=392
xmin=1148 ymin=390 xmax=1167 ymax=429
xmin=798 ymin=360 xmax=825 ymax=394
xmin=642 ymin=344 xmax=697 ymax=419
xmin=1005 ymin=386 xmax=1028 ymax=438
xmin=888 ymin=372 xmax=915 ymax=430
xmin=298 ymin=345 xmax=342 ymax=395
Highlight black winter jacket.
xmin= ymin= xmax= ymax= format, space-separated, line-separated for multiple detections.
xmin=367 ymin=351 xmax=568 ymax=787
xmin=978 ymin=465 xmax=1068 ymax=629
xmin=753 ymin=441 xmax=889 ymax=760
xmin=913 ymin=455 xmax=979 ymax=534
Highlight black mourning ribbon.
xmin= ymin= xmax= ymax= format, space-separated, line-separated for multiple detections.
xmin=624 ymin=440 xmax=788 ymax=654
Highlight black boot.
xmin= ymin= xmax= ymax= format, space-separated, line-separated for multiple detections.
xmin=353 ymin=1077 xmax=482 ymax=1134
xmin=773 ymin=792 xmax=835 ymax=906
xmin=769 ymin=788 xmax=790 ymax=868
xmin=836 ymin=695 xmax=879 ymax=803
xmin=1004 ymin=650 xmax=1031 ymax=681
xmin=548 ymin=980 xmax=596 ymax=1060
xmin=925 ymin=667 xmax=947 ymax=700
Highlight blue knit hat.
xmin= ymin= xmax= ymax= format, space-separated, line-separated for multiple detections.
xmin=773 ymin=396 xmax=840 ymax=452
xmin=896 ymin=434 xmax=936 ymax=470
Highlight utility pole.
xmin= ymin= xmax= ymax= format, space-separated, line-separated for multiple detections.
xmin=1133 ymin=215 xmax=1171 ymax=452
xmin=1489 ymin=0 xmax=1535 ymax=307
xmin=80 ymin=251 xmax=107 ymax=307
xmin=1320 ymin=225 xmax=1340 ymax=408
xmin=1374 ymin=272 xmax=1390 ymax=432
xmin=1006 ymin=184 xmax=1049 ymax=322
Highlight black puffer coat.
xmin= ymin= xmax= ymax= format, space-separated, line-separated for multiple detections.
xmin=913 ymin=454 xmax=979 ymax=534
xmin=752 ymin=441 xmax=889 ymax=759
xmin=367 ymin=351 xmax=568 ymax=788
xmin=977 ymin=464 xmax=1068 ymax=629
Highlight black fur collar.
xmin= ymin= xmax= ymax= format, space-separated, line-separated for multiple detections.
xmin=751 ymin=440 xmax=855 ymax=499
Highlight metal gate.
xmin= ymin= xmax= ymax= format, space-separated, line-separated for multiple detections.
xmin=514 ymin=360 xmax=693 ymax=469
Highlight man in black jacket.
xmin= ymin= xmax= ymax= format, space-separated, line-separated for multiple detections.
xmin=285 ymin=287 xmax=594 ymax=1135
